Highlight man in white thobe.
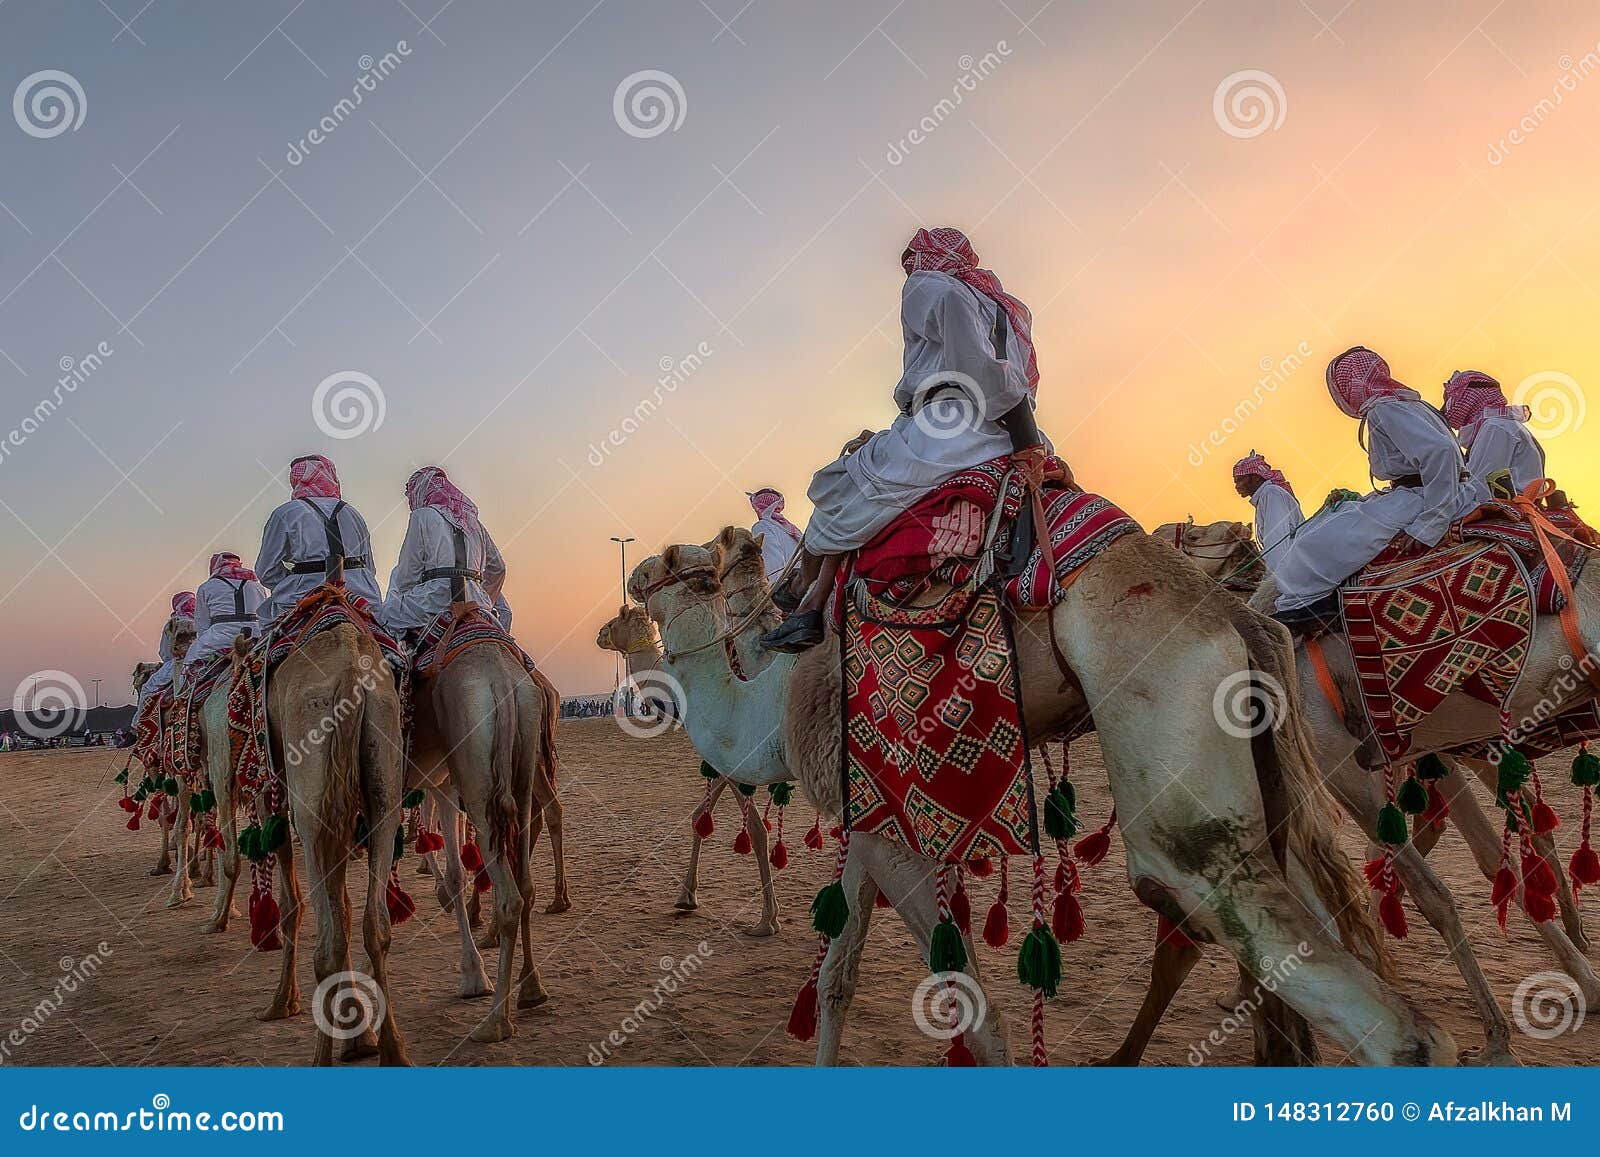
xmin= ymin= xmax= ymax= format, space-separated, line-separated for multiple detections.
xmin=254 ymin=455 xmax=383 ymax=627
xmin=1232 ymin=452 xmax=1304 ymax=578
xmin=187 ymin=552 xmax=268 ymax=671
xmin=1272 ymin=347 xmax=1488 ymax=623
xmin=380 ymin=466 xmax=507 ymax=636
xmin=747 ymin=488 xmax=803 ymax=581
xmin=1442 ymin=370 xmax=1546 ymax=497
xmin=762 ymin=226 xmax=1047 ymax=652
xmin=137 ymin=592 xmax=195 ymax=709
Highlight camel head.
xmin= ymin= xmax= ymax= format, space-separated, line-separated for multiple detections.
xmin=628 ymin=544 xmax=721 ymax=611
xmin=170 ymin=620 xmax=197 ymax=662
xmin=595 ymin=604 xmax=659 ymax=656
xmin=708 ymin=525 xmax=769 ymax=601
xmin=1152 ymin=518 xmax=1259 ymax=584
xmin=130 ymin=661 xmax=161 ymax=696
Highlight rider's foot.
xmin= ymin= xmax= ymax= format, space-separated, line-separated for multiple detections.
xmin=760 ymin=610 xmax=825 ymax=653
xmin=1271 ymin=594 xmax=1340 ymax=637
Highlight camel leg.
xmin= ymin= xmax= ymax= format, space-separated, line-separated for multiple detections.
xmin=165 ymin=792 xmax=195 ymax=908
xmin=434 ymin=790 xmax=491 ymax=998
xmin=361 ymin=794 xmax=410 ymax=1066
xmin=259 ymin=843 xmax=304 ymax=1021
xmin=1099 ymin=921 xmax=1203 ymax=1066
xmin=676 ymin=777 xmax=727 ymax=911
xmin=1439 ymin=763 xmax=1600 ymax=1006
xmin=416 ymin=791 xmax=435 ymax=876
xmin=151 ymin=798 xmax=173 ymax=875
xmin=205 ymin=782 xmax=241 ymax=932
xmin=742 ymin=791 xmax=779 ymax=937
xmin=297 ymin=828 xmax=349 ymax=1067
xmin=515 ymin=803 xmax=550 ymax=1009
xmin=535 ymin=768 xmax=570 ymax=914
xmin=813 ymin=836 xmax=880 ymax=1065
xmin=469 ymin=839 xmax=521 ymax=1043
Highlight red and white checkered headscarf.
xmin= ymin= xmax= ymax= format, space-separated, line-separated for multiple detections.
xmin=1325 ymin=346 xmax=1420 ymax=418
xmin=405 ymin=466 xmax=481 ymax=535
xmin=1443 ymin=369 xmax=1529 ymax=448
xmin=171 ymin=591 xmax=196 ymax=619
xmin=901 ymin=227 xmax=1040 ymax=395
xmin=208 ymin=552 xmax=258 ymax=583
xmin=288 ymin=454 xmax=341 ymax=499
xmin=748 ymin=488 xmax=801 ymax=540
xmin=1232 ymin=451 xmax=1294 ymax=498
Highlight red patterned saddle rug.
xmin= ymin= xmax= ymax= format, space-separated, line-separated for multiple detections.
xmin=1450 ymin=702 xmax=1600 ymax=762
xmin=1460 ymin=505 xmax=1592 ymax=613
xmin=411 ymin=607 xmax=538 ymax=680
xmin=842 ymin=584 xmax=1034 ymax=864
xmin=1342 ymin=540 xmax=1535 ymax=760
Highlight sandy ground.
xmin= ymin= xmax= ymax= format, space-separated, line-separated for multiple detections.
xmin=2 ymin=719 xmax=1598 ymax=1067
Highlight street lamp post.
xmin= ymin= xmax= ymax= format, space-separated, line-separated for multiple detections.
xmin=610 ymin=536 xmax=636 ymax=710
xmin=92 ymin=679 xmax=102 ymax=708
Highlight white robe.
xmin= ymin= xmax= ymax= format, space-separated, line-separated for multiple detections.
xmin=804 ymin=270 xmax=1037 ymax=554
xmin=187 ymin=574 xmax=269 ymax=669
xmin=1465 ymin=416 xmax=1545 ymax=494
xmin=138 ymin=614 xmax=191 ymax=708
xmin=751 ymin=516 xmax=801 ymax=580
xmin=1250 ymin=482 xmax=1304 ymax=578
xmin=379 ymin=506 xmax=506 ymax=634
xmin=1273 ymin=398 xmax=1487 ymax=611
xmin=254 ymin=496 xmax=383 ymax=626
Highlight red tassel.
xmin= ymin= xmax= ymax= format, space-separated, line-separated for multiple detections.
xmin=1421 ymin=781 xmax=1450 ymax=831
xmin=203 ymin=826 xmax=224 ymax=849
xmin=874 ymin=891 xmax=892 ymax=909
xmin=1377 ymin=890 xmax=1408 ymax=939
xmin=769 ymin=840 xmax=789 ymax=870
xmin=117 ymin=796 xmax=138 ymax=813
xmin=732 ymin=829 xmax=752 ymax=856
xmin=1522 ymin=853 xmax=1559 ymax=897
xmin=1570 ymin=845 xmax=1600 ymax=888
xmin=1524 ymin=889 xmax=1558 ymax=923
xmin=461 ymin=841 xmax=484 ymax=872
xmin=693 ymin=811 xmax=715 ymax=839
xmin=828 ymin=824 xmax=842 ymax=841
xmin=473 ymin=867 xmax=493 ymax=894
xmin=386 ymin=876 xmax=415 ymax=925
xmin=803 ymin=819 xmax=823 ymax=850
xmin=146 ymin=797 xmax=162 ymax=820
xmin=944 ymin=1036 xmax=977 ymax=1066
xmin=1052 ymin=890 xmax=1084 ymax=943
xmin=786 ymin=977 xmax=819 ymax=1042
xmin=1156 ymin=913 xmax=1196 ymax=951
xmin=1074 ymin=828 xmax=1111 ymax=867
xmin=982 ymin=898 xmax=1010 ymax=948
xmin=1054 ymin=859 xmax=1069 ymax=893
xmin=966 ymin=857 xmax=993 ymax=879
xmin=1362 ymin=856 xmax=1388 ymax=890
xmin=1492 ymin=865 xmax=1516 ymax=931
xmin=249 ymin=892 xmax=282 ymax=951
xmin=1532 ymin=800 xmax=1561 ymax=835
xmin=950 ymin=882 xmax=971 ymax=936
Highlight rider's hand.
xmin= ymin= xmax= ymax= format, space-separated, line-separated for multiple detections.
xmin=840 ymin=429 xmax=874 ymax=456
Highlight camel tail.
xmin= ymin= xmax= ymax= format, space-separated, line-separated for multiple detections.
xmin=531 ymin=668 xmax=561 ymax=786
xmin=1235 ymin=615 xmax=1395 ymax=983
xmin=320 ymin=629 xmax=365 ymax=866
xmin=485 ymin=675 xmax=523 ymax=869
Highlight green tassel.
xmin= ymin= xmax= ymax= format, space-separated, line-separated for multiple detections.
xmin=1496 ymin=749 xmax=1532 ymax=807
xmin=768 ymin=783 xmax=794 ymax=807
xmin=162 ymin=777 xmax=180 ymax=797
xmin=810 ymin=881 xmax=849 ymax=939
xmin=1396 ymin=776 xmax=1428 ymax=815
xmin=1016 ymin=925 xmax=1063 ymax=997
xmin=132 ymin=788 xmax=148 ymax=804
xmin=239 ymin=825 xmax=263 ymax=862
xmin=402 ymin=789 xmax=425 ymax=809
xmin=1415 ymin=754 xmax=1450 ymax=781
xmin=736 ymin=783 xmax=758 ymax=797
xmin=188 ymin=791 xmax=207 ymax=814
xmin=1044 ymin=783 xmax=1078 ymax=842
xmin=699 ymin=760 xmax=720 ymax=780
xmin=1376 ymin=803 xmax=1408 ymax=846
xmin=928 ymin=917 xmax=968 ymax=974
xmin=354 ymin=814 xmax=370 ymax=847
xmin=200 ymin=788 xmax=216 ymax=812
xmin=1572 ymin=749 xmax=1600 ymax=788
xmin=261 ymin=813 xmax=289 ymax=853
xmin=114 ymin=769 xmax=129 ymax=785
xmin=393 ymin=827 xmax=406 ymax=861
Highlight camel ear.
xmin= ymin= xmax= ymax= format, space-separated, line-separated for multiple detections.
xmin=751 ymin=530 xmax=765 ymax=551
xmin=663 ymin=544 xmax=684 ymax=575
xmin=717 ymin=525 xmax=739 ymax=552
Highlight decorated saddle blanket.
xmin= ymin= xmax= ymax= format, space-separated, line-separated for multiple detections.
xmin=130 ymin=689 xmax=168 ymax=773
xmin=841 ymin=584 xmax=1036 ymax=864
xmin=1460 ymin=504 xmax=1592 ymax=613
xmin=410 ymin=607 xmax=538 ymax=680
xmin=1342 ymin=540 xmax=1535 ymax=760
xmin=1449 ymin=702 xmax=1600 ymax=764
xmin=842 ymin=455 xmax=1142 ymax=614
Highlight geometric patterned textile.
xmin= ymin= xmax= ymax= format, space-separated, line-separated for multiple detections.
xmin=1342 ymin=540 xmax=1534 ymax=760
xmin=411 ymin=607 xmax=538 ymax=680
xmin=841 ymin=585 xmax=1036 ymax=864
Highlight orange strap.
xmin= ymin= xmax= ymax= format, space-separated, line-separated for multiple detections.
xmin=1499 ymin=480 xmax=1599 ymax=692
xmin=1303 ymin=636 xmax=1346 ymax=726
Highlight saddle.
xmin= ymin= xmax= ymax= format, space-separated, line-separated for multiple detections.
xmin=410 ymin=606 xmax=537 ymax=681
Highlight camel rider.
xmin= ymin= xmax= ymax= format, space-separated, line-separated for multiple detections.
xmin=1232 ymin=452 xmax=1303 ymax=578
xmin=186 ymin=552 xmax=268 ymax=670
xmin=380 ymin=466 xmax=507 ymax=636
xmin=254 ymin=454 xmax=383 ymax=627
xmin=1272 ymin=347 xmax=1488 ymax=629
xmin=137 ymin=591 xmax=196 ymax=708
xmin=761 ymin=226 xmax=1045 ymax=652
xmin=748 ymin=488 xmax=803 ymax=582
xmin=1442 ymin=370 xmax=1544 ymax=498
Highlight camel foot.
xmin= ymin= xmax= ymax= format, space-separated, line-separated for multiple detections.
xmin=165 ymin=890 xmax=193 ymax=910
xmin=150 ymin=864 xmax=172 ymax=877
xmin=544 ymin=895 xmax=572 ymax=915
xmin=1091 ymin=1051 xmax=1136 ymax=1067
xmin=1459 ymin=1042 xmax=1521 ymax=1067
xmin=469 ymin=1017 xmax=514 ymax=1044
xmin=1214 ymin=984 xmax=1245 ymax=1012
xmin=256 ymin=995 xmax=301 ymax=1021
xmin=458 ymin=971 xmax=493 ymax=1000
xmin=743 ymin=918 xmax=779 ymax=938
xmin=379 ymin=1048 xmax=413 ymax=1067
xmin=341 ymin=1031 xmax=380 ymax=1061
xmin=475 ymin=927 xmax=498 ymax=951
xmin=434 ymin=882 xmax=457 ymax=914
xmin=202 ymin=916 xmax=227 ymax=933
xmin=673 ymin=893 xmax=698 ymax=913
xmin=517 ymin=974 xmax=550 ymax=1009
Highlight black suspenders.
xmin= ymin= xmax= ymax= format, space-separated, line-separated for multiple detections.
xmin=211 ymin=578 xmax=253 ymax=624
xmin=288 ymin=498 xmax=369 ymax=574
xmin=420 ymin=522 xmax=485 ymax=604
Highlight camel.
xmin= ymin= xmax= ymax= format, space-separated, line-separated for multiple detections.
xmin=629 ymin=531 xmax=1456 ymax=1066
xmin=406 ymin=630 xmax=565 ymax=1042
xmin=192 ymin=605 xmax=410 ymax=1065
xmin=1151 ymin=518 xmax=1262 ymax=589
xmin=1114 ymin=517 xmax=1599 ymax=1064
xmin=133 ymin=623 xmax=197 ymax=880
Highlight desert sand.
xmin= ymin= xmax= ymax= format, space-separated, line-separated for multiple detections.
xmin=1 ymin=718 xmax=1596 ymax=1066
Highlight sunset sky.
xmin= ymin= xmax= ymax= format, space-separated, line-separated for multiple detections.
xmin=2 ymin=0 xmax=1598 ymax=704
